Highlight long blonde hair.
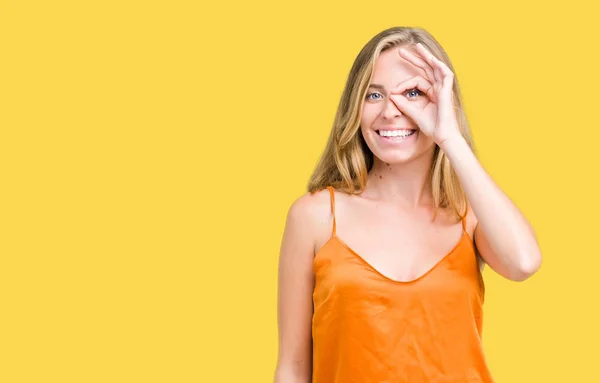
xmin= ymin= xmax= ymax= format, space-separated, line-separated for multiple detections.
xmin=307 ymin=26 xmax=476 ymax=221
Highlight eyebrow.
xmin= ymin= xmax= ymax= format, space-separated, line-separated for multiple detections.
xmin=368 ymin=82 xmax=417 ymax=92
xmin=368 ymin=84 xmax=386 ymax=90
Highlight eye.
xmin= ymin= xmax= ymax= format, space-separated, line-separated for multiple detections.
xmin=365 ymin=92 xmax=382 ymax=100
xmin=406 ymin=88 xmax=424 ymax=98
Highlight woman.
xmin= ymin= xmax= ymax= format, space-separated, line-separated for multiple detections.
xmin=274 ymin=26 xmax=542 ymax=383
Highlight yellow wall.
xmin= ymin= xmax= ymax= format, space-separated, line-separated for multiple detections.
xmin=2 ymin=0 xmax=598 ymax=381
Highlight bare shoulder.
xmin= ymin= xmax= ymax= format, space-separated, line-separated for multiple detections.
xmin=283 ymin=188 xmax=334 ymax=255
xmin=288 ymin=188 xmax=331 ymax=224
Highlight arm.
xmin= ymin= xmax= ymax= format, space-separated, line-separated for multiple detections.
xmin=440 ymin=136 xmax=542 ymax=281
xmin=274 ymin=197 xmax=316 ymax=383
xmin=392 ymin=44 xmax=542 ymax=282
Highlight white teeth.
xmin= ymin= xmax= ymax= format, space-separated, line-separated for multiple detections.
xmin=378 ymin=130 xmax=414 ymax=137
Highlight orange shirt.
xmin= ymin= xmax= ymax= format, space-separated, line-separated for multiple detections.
xmin=311 ymin=186 xmax=494 ymax=382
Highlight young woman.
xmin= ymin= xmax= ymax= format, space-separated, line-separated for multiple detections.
xmin=274 ymin=26 xmax=542 ymax=383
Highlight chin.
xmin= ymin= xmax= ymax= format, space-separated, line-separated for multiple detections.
xmin=372 ymin=150 xmax=422 ymax=165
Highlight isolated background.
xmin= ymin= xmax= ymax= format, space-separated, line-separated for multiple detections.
xmin=1 ymin=0 xmax=598 ymax=381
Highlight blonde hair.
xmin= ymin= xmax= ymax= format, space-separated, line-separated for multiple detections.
xmin=307 ymin=26 xmax=476 ymax=221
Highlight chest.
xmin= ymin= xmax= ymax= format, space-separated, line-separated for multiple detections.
xmin=329 ymin=203 xmax=466 ymax=283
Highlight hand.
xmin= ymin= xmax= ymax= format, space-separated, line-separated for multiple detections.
xmin=389 ymin=43 xmax=463 ymax=147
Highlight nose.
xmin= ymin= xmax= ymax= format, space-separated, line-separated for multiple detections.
xmin=382 ymin=96 xmax=402 ymax=120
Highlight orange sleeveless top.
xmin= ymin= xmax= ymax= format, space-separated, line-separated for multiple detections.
xmin=311 ymin=186 xmax=494 ymax=382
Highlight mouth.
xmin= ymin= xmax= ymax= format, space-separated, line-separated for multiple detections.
xmin=376 ymin=129 xmax=417 ymax=142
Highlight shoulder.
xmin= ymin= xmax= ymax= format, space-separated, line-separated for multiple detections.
xmin=282 ymin=188 xmax=335 ymax=254
xmin=286 ymin=188 xmax=333 ymax=229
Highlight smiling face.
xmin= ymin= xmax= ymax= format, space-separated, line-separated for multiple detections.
xmin=360 ymin=46 xmax=436 ymax=165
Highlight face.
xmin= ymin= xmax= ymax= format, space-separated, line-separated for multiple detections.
xmin=360 ymin=46 xmax=436 ymax=165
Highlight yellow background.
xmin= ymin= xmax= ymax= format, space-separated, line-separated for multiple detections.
xmin=1 ymin=0 xmax=598 ymax=381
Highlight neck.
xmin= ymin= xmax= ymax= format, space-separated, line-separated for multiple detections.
xmin=364 ymin=152 xmax=435 ymax=208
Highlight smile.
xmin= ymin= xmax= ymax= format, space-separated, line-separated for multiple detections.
xmin=376 ymin=129 xmax=417 ymax=142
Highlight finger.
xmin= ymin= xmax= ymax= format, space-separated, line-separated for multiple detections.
xmin=438 ymin=60 xmax=455 ymax=99
xmin=414 ymin=43 xmax=444 ymax=84
xmin=398 ymin=47 xmax=436 ymax=85
xmin=389 ymin=94 xmax=431 ymax=131
xmin=441 ymin=70 xmax=454 ymax=98
xmin=389 ymin=75 xmax=435 ymax=103
xmin=431 ymin=58 xmax=450 ymax=92
xmin=415 ymin=43 xmax=455 ymax=86
xmin=414 ymin=44 xmax=457 ymax=103
xmin=388 ymin=94 xmax=423 ymax=123
xmin=439 ymin=75 xmax=456 ymax=119
xmin=414 ymin=43 xmax=437 ymax=68
xmin=399 ymin=46 xmax=444 ymax=103
xmin=428 ymin=54 xmax=454 ymax=100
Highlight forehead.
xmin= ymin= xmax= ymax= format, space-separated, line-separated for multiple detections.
xmin=370 ymin=47 xmax=422 ymax=88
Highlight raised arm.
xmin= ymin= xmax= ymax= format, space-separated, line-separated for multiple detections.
xmin=441 ymin=137 xmax=542 ymax=281
xmin=391 ymin=44 xmax=542 ymax=282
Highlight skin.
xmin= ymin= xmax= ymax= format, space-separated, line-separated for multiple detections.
xmin=274 ymin=43 xmax=542 ymax=382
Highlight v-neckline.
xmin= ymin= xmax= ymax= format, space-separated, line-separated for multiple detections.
xmin=329 ymin=231 xmax=471 ymax=284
